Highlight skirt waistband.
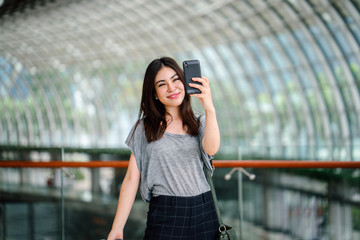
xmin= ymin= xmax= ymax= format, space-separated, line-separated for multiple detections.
xmin=150 ymin=191 xmax=212 ymax=206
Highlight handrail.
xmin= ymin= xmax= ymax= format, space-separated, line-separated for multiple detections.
xmin=0 ymin=160 xmax=360 ymax=168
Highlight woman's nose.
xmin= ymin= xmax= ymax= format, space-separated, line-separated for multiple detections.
xmin=167 ymin=82 xmax=175 ymax=92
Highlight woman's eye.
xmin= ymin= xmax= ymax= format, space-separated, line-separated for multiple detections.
xmin=174 ymin=78 xmax=180 ymax=82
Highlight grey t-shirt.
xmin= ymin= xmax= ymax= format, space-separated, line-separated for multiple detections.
xmin=125 ymin=116 xmax=214 ymax=202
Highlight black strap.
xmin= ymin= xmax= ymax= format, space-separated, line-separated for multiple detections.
xmin=204 ymin=165 xmax=225 ymax=227
xmin=198 ymin=115 xmax=225 ymax=228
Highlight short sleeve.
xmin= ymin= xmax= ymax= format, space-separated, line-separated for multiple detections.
xmin=125 ymin=121 xmax=145 ymax=172
xmin=198 ymin=115 xmax=215 ymax=174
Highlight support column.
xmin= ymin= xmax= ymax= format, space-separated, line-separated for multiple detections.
xmin=91 ymin=154 xmax=101 ymax=195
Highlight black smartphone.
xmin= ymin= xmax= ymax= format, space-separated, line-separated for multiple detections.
xmin=183 ymin=60 xmax=202 ymax=94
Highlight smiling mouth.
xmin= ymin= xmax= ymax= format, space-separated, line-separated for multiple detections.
xmin=168 ymin=93 xmax=180 ymax=99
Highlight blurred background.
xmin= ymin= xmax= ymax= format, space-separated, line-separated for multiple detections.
xmin=0 ymin=0 xmax=359 ymax=239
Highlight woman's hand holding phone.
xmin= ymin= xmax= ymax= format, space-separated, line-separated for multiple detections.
xmin=189 ymin=76 xmax=215 ymax=113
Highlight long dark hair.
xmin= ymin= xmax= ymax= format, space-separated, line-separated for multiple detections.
xmin=136 ymin=57 xmax=199 ymax=142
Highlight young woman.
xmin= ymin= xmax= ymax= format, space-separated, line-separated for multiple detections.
xmin=107 ymin=57 xmax=220 ymax=240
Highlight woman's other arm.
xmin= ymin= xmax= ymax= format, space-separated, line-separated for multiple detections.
xmin=107 ymin=153 xmax=140 ymax=240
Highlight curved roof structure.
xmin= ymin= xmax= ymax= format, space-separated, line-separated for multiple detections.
xmin=1 ymin=0 xmax=360 ymax=160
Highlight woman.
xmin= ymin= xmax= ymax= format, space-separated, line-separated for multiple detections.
xmin=107 ymin=57 xmax=220 ymax=240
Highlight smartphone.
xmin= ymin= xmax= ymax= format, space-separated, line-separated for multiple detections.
xmin=183 ymin=60 xmax=202 ymax=94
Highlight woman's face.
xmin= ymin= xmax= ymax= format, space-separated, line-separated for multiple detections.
xmin=154 ymin=66 xmax=185 ymax=109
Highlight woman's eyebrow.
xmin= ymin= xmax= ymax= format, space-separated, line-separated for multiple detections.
xmin=170 ymin=73 xmax=178 ymax=79
xmin=155 ymin=80 xmax=165 ymax=86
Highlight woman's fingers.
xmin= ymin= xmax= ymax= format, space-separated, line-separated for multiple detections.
xmin=191 ymin=77 xmax=209 ymax=85
xmin=188 ymin=77 xmax=209 ymax=92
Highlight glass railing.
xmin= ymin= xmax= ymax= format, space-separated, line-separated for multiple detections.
xmin=1 ymin=147 xmax=360 ymax=240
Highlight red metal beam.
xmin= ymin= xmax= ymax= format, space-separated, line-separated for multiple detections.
xmin=0 ymin=160 xmax=359 ymax=168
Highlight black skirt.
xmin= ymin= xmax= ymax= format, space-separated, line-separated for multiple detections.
xmin=144 ymin=191 xmax=219 ymax=240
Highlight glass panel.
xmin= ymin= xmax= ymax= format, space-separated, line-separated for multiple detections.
xmin=1 ymin=148 xmax=360 ymax=239
xmin=242 ymin=168 xmax=360 ymax=239
xmin=0 ymin=147 xmax=63 ymax=239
